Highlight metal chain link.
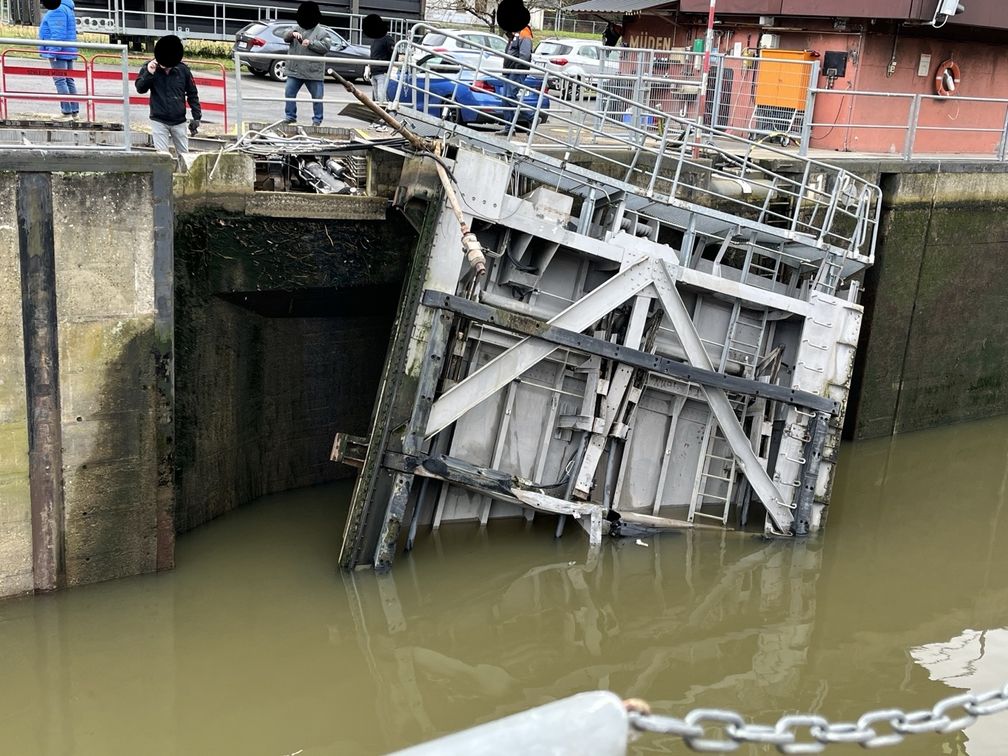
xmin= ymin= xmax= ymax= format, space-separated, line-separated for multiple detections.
xmin=626 ymin=681 xmax=1008 ymax=752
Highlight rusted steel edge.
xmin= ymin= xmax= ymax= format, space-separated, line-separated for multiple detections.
xmin=331 ymin=71 xmax=430 ymax=154
xmin=17 ymin=172 xmax=66 ymax=591
xmin=420 ymin=290 xmax=839 ymax=415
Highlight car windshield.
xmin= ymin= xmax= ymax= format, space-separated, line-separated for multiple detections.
xmin=418 ymin=52 xmax=496 ymax=80
xmin=420 ymin=54 xmax=462 ymax=74
xmin=535 ymin=43 xmax=572 ymax=55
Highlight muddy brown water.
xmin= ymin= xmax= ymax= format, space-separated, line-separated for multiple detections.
xmin=2 ymin=417 xmax=1008 ymax=755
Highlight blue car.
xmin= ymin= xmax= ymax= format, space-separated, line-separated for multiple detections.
xmin=387 ymin=52 xmax=550 ymax=127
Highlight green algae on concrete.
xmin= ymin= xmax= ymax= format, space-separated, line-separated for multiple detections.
xmin=848 ymin=164 xmax=1008 ymax=439
xmin=0 ymin=170 xmax=32 ymax=597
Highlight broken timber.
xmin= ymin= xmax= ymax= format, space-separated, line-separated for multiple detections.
xmin=336 ymin=110 xmax=877 ymax=571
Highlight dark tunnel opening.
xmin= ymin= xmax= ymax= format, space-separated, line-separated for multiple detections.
xmin=172 ymin=211 xmax=416 ymax=536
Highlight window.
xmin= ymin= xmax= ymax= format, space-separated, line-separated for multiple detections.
xmin=535 ymin=43 xmax=572 ymax=56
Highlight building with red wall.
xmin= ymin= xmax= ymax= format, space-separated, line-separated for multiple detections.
xmin=570 ymin=0 xmax=1008 ymax=155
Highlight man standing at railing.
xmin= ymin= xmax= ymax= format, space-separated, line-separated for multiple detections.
xmin=135 ymin=35 xmax=202 ymax=167
xmin=362 ymin=14 xmax=393 ymax=106
xmin=282 ymin=1 xmax=331 ymax=126
xmin=38 ymin=0 xmax=79 ymax=120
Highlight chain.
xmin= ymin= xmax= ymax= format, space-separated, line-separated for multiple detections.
xmin=625 ymin=681 xmax=1008 ymax=753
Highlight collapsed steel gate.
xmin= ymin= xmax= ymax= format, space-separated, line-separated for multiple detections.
xmin=335 ymin=112 xmax=876 ymax=570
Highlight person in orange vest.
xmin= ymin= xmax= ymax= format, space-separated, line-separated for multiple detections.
xmin=502 ymin=22 xmax=533 ymax=131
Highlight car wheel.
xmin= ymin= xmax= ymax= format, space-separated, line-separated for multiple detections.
xmin=267 ymin=59 xmax=287 ymax=82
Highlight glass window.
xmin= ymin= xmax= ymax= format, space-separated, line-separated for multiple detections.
xmin=422 ymin=33 xmax=448 ymax=47
xmin=486 ymin=36 xmax=506 ymax=51
xmin=582 ymin=46 xmax=599 ymax=60
xmin=535 ymin=43 xmax=572 ymax=56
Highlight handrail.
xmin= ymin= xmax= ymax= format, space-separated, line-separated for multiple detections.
xmin=74 ymin=0 xmax=417 ymax=44
xmin=804 ymin=87 xmax=1008 ymax=161
xmin=0 ymin=37 xmax=132 ymax=150
xmin=384 ymin=24 xmax=880 ymax=263
xmin=231 ymin=50 xmax=386 ymax=130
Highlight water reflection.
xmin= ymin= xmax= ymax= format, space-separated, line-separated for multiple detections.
xmin=912 ymin=628 xmax=1008 ymax=755
xmin=0 ymin=417 xmax=1007 ymax=754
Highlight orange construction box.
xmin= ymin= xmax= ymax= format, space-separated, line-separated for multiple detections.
xmin=756 ymin=49 xmax=818 ymax=110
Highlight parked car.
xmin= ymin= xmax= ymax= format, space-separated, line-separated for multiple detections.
xmin=532 ymin=37 xmax=619 ymax=100
xmin=233 ymin=21 xmax=371 ymax=82
xmin=418 ymin=30 xmax=507 ymax=55
xmin=387 ymin=52 xmax=549 ymax=127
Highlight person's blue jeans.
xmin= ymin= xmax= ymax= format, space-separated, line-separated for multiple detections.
xmin=49 ymin=58 xmax=79 ymax=115
xmin=284 ymin=77 xmax=324 ymax=124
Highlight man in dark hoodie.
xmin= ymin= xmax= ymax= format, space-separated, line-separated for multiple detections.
xmin=362 ymin=13 xmax=393 ymax=105
xmin=282 ymin=1 xmax=331 ymax=125
xmin=38 ymin=0 xmax=79 ymax=119
xmin=135 ymin=35 xmax=202 ymax=164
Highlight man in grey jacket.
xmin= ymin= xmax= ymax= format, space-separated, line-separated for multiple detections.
xmin=283 ymin=1 xmax=330 ymax=125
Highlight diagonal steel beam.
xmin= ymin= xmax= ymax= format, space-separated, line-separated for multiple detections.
xmin=423 ymin=256 xmax=655 ymax=438
xmin=649 ymin=260 xmax=794 ymax=533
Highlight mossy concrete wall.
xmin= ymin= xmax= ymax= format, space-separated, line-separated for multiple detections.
xmin=848 ymin=165 xmax=1008 ymax=439
xmin=0 ymin=172 xmax=31 ymax=596
xmin=0 ymin=153 xmax=174 ymax=599
xmin=172 ymin=199 xmax=415 ymax=533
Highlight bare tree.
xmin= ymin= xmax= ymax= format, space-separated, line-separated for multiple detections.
xmin=424 ymin=0 xmax=497 ymax=29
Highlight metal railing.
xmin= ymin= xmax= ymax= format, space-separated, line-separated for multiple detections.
xmin=72 ymin=0 xmax=416 ymax=44
xmin=386 ymin=26 xmax=879 ymax=261
xmin=548 ymin=47 xmax=819 ymax=146
xmin=0 ymin=37 xmax=132 ymax=150
xmin=231 ymin=49 xmax=381 ymax=129
xmin=804 ymin=87 xmax=1008 ymax=160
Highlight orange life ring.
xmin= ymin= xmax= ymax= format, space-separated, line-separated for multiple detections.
xmin=934 ymin=59 xmax=960 ymax=97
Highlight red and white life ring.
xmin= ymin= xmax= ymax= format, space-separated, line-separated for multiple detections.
xmin=934 ymin=59 xmax=960 ymax=97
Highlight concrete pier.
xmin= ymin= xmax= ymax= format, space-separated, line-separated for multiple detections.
xmin=0 ymin=154 xmax=174 ymax=595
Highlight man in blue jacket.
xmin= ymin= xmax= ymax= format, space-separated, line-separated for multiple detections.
xmin=134 ymin=35 xmax=202 ymax=166
xmin=38 ymin=0 xmax=79 ymax=119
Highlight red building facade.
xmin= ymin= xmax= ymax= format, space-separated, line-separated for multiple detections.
xmin=572 ymin=0 xmax=1008 ymax=155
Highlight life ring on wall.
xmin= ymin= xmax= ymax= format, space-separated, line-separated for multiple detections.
xmin=934 ymin=59 xmax=960 ymax=97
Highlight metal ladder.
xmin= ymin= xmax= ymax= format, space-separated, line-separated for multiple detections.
xmin=688 ymin=303 xmax=771 ymax=524
xmin=723 ymin=302 xmax=769 ymax=378
xmin=687 ymin=396 xmax=747 ymax=524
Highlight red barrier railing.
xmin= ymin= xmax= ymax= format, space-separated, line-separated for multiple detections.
xmin=88 ymin=54 xmax=228 ymax=130
xmin=0 ymin=48 xmax=90 ymax=119
xmin=0 ymin=48 xmax=228 ymax=130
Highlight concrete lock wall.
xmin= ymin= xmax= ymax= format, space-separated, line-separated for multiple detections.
xmin=848 ymin=164 xmax=1008 ymax=439
xmin=171 ymin=161 xmax=414 ymax=534
xmin=0 ymin=154 xmax=174 ymax=599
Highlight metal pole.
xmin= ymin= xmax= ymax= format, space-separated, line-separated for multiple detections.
xmin=904 ymin=94 xmax=921 ymax=159
xmin=798 ymin=61 xmax=819 ymax=156
xmin=232 ymin=50 xmax=243 ymax=133
xmin=121 ymin=46 xmax=131 ymax=151
xmin=998 ymin=104 xmax=1008 ymax=161
xmin=695 ymin=0 xmax=717 ymax=134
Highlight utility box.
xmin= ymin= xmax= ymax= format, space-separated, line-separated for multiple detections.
xmin=756 ymin=48 xmax=817 ymax=110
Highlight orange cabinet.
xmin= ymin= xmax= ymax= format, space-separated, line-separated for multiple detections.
xmin=756 ymin=49 xmax=818 ymax=110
